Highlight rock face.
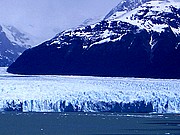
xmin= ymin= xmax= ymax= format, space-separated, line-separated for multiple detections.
xmin=7 ymin=0 xmax=180 ymax=78
xmin=0 ymin=25 xmax=26 ymax=66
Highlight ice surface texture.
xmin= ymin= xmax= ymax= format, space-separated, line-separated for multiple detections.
xmin=0 ymin=70 xmax=179 ymax=113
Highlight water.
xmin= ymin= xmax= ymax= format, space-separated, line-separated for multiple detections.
xmin=0 ymin=112 xmax=180 ymax=135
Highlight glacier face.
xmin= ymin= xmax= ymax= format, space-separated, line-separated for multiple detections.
xmin=0 ymin=68 xmax=180 ymax=113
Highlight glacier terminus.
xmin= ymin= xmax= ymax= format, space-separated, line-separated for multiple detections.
xmin=0 ymin=68 xmax=180 ymax=113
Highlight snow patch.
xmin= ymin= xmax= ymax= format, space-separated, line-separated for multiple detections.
xmin=106 ymin=0 xmax=180 ymax=34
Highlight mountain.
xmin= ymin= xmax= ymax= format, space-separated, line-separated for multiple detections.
xmin=78 ymin=17 xmax=103 ymax=28
xmin=0 ymin=25 xmax=28 ymax=66
xmin=104 ymin=0 xmax=151 ymax=20
xmin=0 ymin=16 xmax=103 ymax=67
xmin=105 ymin=0 xmax=180 ymax=32
xmin=7 ymin=0 xmax=180 ymax=79
xmin=1 ymin=25 xmax=35 ymax=48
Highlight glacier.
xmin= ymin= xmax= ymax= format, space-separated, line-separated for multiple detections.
xmin=0 ymin=67 xmax=180 ymax=113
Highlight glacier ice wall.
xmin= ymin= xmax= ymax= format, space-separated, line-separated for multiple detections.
xmin=1 ymin=97 xmax=179 ymax=113
xmin=0 ymin=73 xmax=180 ymax=113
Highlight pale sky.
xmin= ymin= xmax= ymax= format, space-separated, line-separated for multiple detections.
xmin=0 ymin=0 xmax=120 ymax=44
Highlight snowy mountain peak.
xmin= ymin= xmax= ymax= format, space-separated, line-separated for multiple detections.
xmin=104 ymin=0 xmax=151 ymax=20
xmin=105 ymin=0 xmax=180 ymax=33
xmin=0 ymin=24 xmax=32 ymax=66
xmin=1 ymin=25 xmax=35 ymax=48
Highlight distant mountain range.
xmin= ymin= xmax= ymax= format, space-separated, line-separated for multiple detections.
xmin=7 ymin=0 xmax=180 ymax=78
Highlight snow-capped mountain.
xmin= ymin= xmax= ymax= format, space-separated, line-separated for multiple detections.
xmin=104 ymin=0 xmax=151 ymax=20
xmin=0 ymin=17 xmax=103 ymax=67
xmin=105 ymin=0 xmax=180 ymax=33
xmin=7 ymin=0 xmax=180 ymax=79
xmin=1 ymin=25 xmax=35 ymax=48
xmin=0 ymin=25 xmax=27 ymax=66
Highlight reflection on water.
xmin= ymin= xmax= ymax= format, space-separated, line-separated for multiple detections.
xmin=0 ymin=112 xmax=179 ymax=135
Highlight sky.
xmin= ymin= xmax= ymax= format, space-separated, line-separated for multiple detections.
xmin=0 ymin=0 xmax=120 ymax=44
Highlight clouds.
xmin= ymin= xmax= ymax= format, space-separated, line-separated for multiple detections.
xmin=0 ymin=0 xmax=120 ymax=43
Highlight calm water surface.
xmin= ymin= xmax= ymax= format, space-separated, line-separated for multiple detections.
xmin=0 ymin=112 xmax=180 ymax=135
